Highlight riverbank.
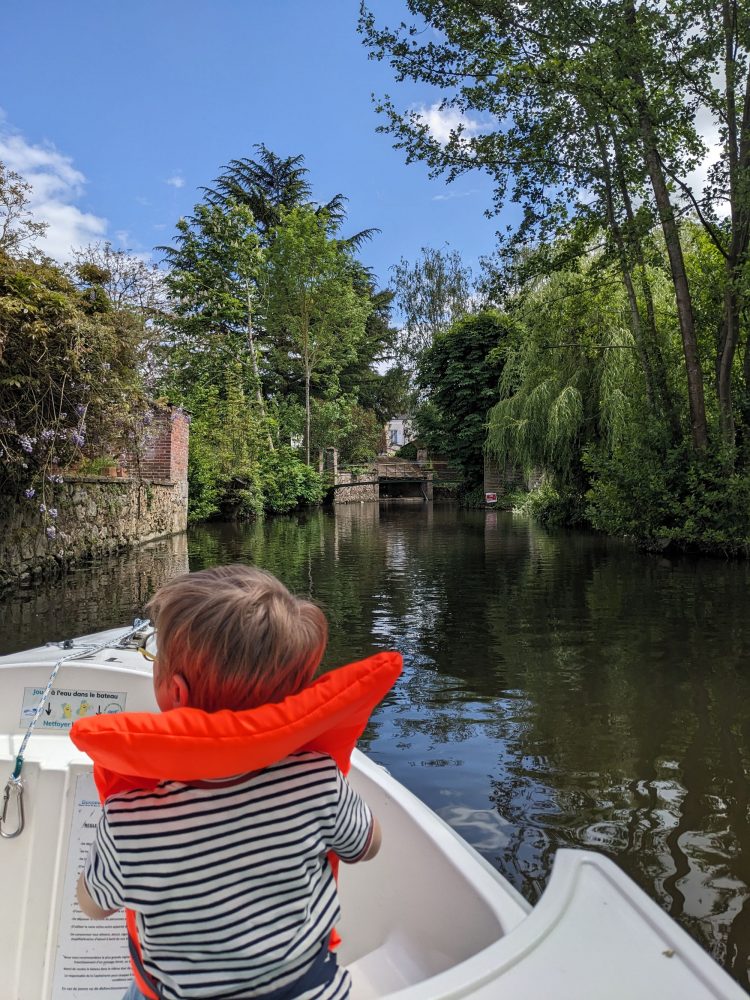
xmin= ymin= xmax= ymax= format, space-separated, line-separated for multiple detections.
xmin=498 ymin=479 xmax=750 ymax=559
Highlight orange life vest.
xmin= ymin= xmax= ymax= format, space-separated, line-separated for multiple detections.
xmin=70 ymin=650 xmax=402 ymax=1000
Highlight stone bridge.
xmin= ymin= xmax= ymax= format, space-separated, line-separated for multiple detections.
xmin=328 ymin=455 xmax=435 ymax=504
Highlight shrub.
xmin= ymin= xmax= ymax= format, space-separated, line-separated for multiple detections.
xmin=395 ymin=440 xmax=420 ymax=459
xmin=259 ymin=448 xmax=325 ymax=514
xmin=518 ymin=481 xmax=586 ymax=527
xmin=584 ymin=441 xmax=750 ymax=553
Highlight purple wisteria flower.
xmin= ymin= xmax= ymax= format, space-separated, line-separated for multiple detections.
xmin=39 ymin=503 xmax=46 ymax=513
xmin=40 ymin=428 xmax=55 ymax=442
xmin=46 ymin=527 xmax=56 ymax=540
xmin=47 ymin=474 xmax=64 ymax=484
xmin=48 ymin=508 xmax=58 ymax=519
xmin=24 ymin=488 xmax=35 ymax=499
xmin=75 ymin=404 xmax=87 ymax=417
xmin=19 ymin=434 xmax=34 ymax=453
xmin=71 ymin=431 xmax=85 ymax=448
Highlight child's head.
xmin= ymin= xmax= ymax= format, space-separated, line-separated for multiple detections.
xmin=146 ymin=565 xmax=328 ymax=712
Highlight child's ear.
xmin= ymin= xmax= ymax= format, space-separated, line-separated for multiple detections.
xmin=170 ymin=673 xmax=190 ymax=708
xmin=155 ymin=672 xmax=190 ymax=711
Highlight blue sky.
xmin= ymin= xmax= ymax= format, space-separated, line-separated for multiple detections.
xmin=0 ymin=0 xmax=503 ymax=291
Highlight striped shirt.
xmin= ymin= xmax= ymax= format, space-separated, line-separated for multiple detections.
xmin=84 ymin=751 xmax=373 ymax=1000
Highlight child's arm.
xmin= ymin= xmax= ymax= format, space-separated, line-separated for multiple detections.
xmin=77 ymin=805 xmax=126 ymax=919
xmin=347 ymin=816 xmax=382 ymax=863
xmin=330 ymin=767 xmax=382 ymax=863
xmin=76 ymin=872 xmax=119 ymax=919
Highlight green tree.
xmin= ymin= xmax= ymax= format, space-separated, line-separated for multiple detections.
xmin=265 ymin=206 xmax=371 ymax=464
xmin=417 ymin=311 xmax=510 ymax=489
xmin=390 ymin=246 xmax=474 ymax=374
xmin=160 ymin=200 xmax=272 ymax=448
xmin=205 ymin=144 xmax=347 ymax=238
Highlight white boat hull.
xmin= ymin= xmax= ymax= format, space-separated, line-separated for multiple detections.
xmin=0 ymin=626 xmax=745 ymax=999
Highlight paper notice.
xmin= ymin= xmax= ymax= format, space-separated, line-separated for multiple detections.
xmin=51 ymin=771 xmax=132 ymax=998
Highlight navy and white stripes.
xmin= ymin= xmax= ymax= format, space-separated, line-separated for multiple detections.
xmin=84 ymin=751 xmax=372 ymax=999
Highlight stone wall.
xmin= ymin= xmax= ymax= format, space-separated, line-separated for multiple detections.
xmin=484 ymin=456 xmax=544 ymax=495
xmin=331 ymin=472 xmax=379 ymax=505
xmin=0 ymin=408 xmax=189 ymax=589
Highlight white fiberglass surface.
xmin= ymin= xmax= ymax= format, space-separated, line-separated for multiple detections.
xmin=339 ymin=753 xmax=524 ymax=997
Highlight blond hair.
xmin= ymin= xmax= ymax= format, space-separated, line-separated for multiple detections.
xmin=146 ymin=565 xmax=328 ymax=712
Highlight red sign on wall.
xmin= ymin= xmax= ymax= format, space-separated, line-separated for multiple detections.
xmin=485 ymin=492 xmax=498 ymax=504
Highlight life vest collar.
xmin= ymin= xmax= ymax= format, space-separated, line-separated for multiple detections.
xmin=70 ymin=650 xmax=402 ymax=791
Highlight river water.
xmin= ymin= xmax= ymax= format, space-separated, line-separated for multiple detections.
xmin=2 ymin=503 xmax=750 ymax=988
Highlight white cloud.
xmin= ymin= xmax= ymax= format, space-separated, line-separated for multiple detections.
xmin=415 ymin=102 xmax=483 ymax=145
xmin=433 ymin=188 xmax=480 ymax=202
xmin=686 ymin=102 xmax=726 ymax=216
xmin=0 ymin=119 xmax=107 ymax=260
xmin=166 ymin=174 xmax=185 ymax=189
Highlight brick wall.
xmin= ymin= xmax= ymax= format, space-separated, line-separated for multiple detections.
xmin=137 ymin=407 xmax=190 ymax=483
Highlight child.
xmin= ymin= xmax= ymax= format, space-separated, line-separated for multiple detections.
xmin=77 ymin=565 xmax=382 ymax=1000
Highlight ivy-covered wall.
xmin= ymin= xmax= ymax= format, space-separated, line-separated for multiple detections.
xmin=0 ymin=476 xmax=188 ymax=589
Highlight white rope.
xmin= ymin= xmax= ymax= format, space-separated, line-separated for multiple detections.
xmin=1 ymin=619 xmax=150 ymax=839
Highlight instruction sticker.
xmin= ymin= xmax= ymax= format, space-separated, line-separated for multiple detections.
xmin=19 ymin=687 xmax=127 ymax=731
xmin=51 ymin=771 xmax=131 ymax=998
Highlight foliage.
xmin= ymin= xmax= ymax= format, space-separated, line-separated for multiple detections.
xmin=395 ymin=440 xmax=420 ymax=460
xmin=183 ymin=366 xmax=321 ymax=523
xmin=516 ymin=482 xmax=587 ymax=528
xmin=205 ymin=144 xmax=348 ymax=239
xmin=389 ymin=245 xmax=474 ymax=372
xmin=265 ymin=206 xmax=371 ymax=463
xmin=70 ymin=242 xmax=167 ymax=390
xmin=417 ymin=310 xmax=509 ymax=490
xmin=0 ymin=248 xmax=146 ymax=533
xmin=335 ymin=403 xmax=384 ymax=464
xmin=259 ymin=448 xmax=325 ymax=514
xmin=584 ymin=440 xmax=750 ymax=553
xmin=160 ymin=200 xmax=266 ymax=398
xmin=486 ymin=265 xmax=639 ymax=485
xmin=0 ymin=163 xmax=47 ymax=256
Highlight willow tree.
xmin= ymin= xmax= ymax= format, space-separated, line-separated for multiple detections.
xmin=487 ymin=264 xmax=639 ymax=484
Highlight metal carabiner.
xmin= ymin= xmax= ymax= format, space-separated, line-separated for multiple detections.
xmin=0 ymin=777 xmax=24 ymax=839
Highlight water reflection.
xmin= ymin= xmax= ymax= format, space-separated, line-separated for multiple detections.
xmin=0 ymin=533 xmax=189 ymax=652
xmin=2 ymin=505 xmax=750 ymax=985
